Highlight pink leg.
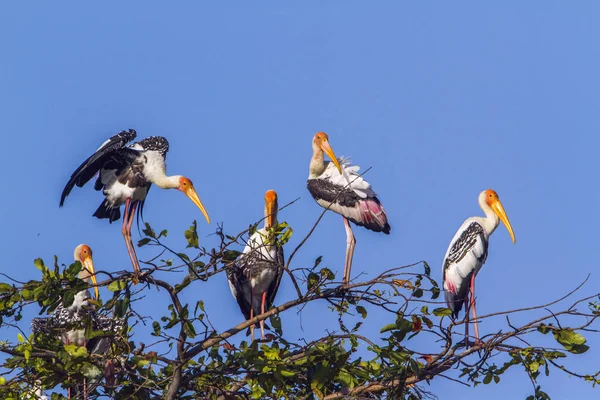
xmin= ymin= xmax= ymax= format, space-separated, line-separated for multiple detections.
xmin=83 ymin=340 xmax=87 ymax=400
xmin=65 ymin=338 xmax=71 ymax=399
xmin=249 ymin=287 xmax=255 ymax=341
xmin=470 ymin=274 xmax=480 ymax=343
xmin=260 ymin=292 xmax=267 ymax=340
xmin=342 ymin=217 xmax=356 ymax=285
xmin=121 ymin=198 xmax=141 ymax=274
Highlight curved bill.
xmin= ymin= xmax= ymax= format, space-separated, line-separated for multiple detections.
xmin=82 ymin=256 xmax=99 ymax=299
xmin=319 ymin=140 xmax=342 ymax=174
xmin=489 ymin=199 xmax=516 ymax=244
xmin=185 ymin=187 xmax=211 ymax=224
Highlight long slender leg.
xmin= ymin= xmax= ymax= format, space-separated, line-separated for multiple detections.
xmin=121 ymin=198 xmax=141 ymax=273
xmin=259 ymin=292 xmax=267 ymax=340
xmin=464 ymin=296 xmax=470 ymax=347
xmin=342 ymin=218 xmax=356 ymax=285
xmin=470 ymin=274 xmax=480 ymax=343
xmin=83 ymin=339 xmax=87 ymax=400
xmin=250 ymin=287 xmax=255 ymax=342
xmin=65 ymin=338 xmax=71 ymax=399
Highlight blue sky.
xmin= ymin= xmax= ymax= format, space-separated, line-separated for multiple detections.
xmin=0 ymin=2 xmax=599 ymax=398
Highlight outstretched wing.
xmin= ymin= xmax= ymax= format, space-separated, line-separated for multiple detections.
xmin=60 ymin=129 xmax=138 ymax=206
xmin=442 ymin=221 xmax=489 ymax=318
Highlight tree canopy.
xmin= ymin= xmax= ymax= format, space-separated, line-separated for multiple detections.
xmin=0 ymin=210 xmax=598 ymax=399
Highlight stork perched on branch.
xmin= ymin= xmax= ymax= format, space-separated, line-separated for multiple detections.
xmin=442 ymin=189 xmax=516 ymax=344
xmin=307 ymin=132 xmax=390 ymax=284
xmin=228 ymin=190 xmax=284 ymax=341
xmin=60 ymin=129 xmax=210 ymax=274
xmin=31 ymin=244 xmax=125 ymax=399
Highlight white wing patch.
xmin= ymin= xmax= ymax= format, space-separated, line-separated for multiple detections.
xmin=320 ymin=157 xmax=376 ymax=199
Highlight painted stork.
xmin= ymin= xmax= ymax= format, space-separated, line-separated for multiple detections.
xmin=442 ymin=189 xmax=516 ymax=343
xmin=307 ymin=132 xmax=390 ymax=284
xmin=227 ymin=190 xmax=284 ymax=341
xmin=60 ymin=129 xmax=210 ymax=274
xmin=31 ymin=245 xmax=125 ymax=399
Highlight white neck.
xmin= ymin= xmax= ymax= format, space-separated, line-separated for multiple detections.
xmin=478 ymin=192 xmax=499 ymax=236
xmin=309 ymin=143 xmax=326 ymax=178
xmin=152 ymin=174 xmax=181 ymax=190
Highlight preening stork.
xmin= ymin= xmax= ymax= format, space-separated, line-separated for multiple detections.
xmin=307 ymin=132 xmax=390 ymax=284
xmin=228 ymin=190 xmax=284 ymax=341
xmin=442 ymin=189 xmax=516 ymax=343
xmin=31 ymin=245 xmax=124 ymax=399
xmin=60 ymin=129 xmax=210 ymax=274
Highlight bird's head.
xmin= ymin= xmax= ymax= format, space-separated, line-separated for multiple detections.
xmin=483 ymin=189 xmax=516 ymax=244
xmin=313 ymin=132 xmax=342 ymax=173
xmin=74 ymin=244 xmax=99 ymax=299
xmin=178 ymin=177 xmax=210 ymax=224
xmin=264 ymin=189 xmax=278 ymax=228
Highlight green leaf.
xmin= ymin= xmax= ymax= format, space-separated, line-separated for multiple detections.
xmin=64 ymin=344 xmax=88 ymax=358
xmin=115 ymin=298 xmax=129 ymax=318
xmin=0 ymin=283 xmax=12 ymax=294
xmin=423 ymin=261 xmax=431 ymax=276
xmin=356 ymin=305 xmax=367 ymax=319
xmin=66 ymin=261 xmax=83 ymax=276
xmin=432 ymin=307 xmax=453 ymax=317
xmin=81 ymin=363 xmax=102 ymax=379
xmin=137 ymin=238 xmax=151 ymax=247
xmin=107 ymin=280 xmax=126 ymax=292
xmin=280 ymin=369 xmax=295 ymax=378
xmin=152 ymin=321 xmax=161 ymax=336
xmin=380 ymin=323 xmax=396 ymax=333
xmin=537 ymin=324 xmax=550 ymax=334
xmin=270 ymin=314 xmax=283 ymax=336
xmin=184 ymin=220 xmax=199 ymax=248
xmin=554 ymin=329 xmax=586 ymax=346
xmin=483 ymin=373 xmax=492 ymax=384
xmin=307 ymin=272 xmax=319 ymax=291
xmin=143 ymin=222 xmax=156 ymax=239
xmin=33 ymin=258 xmax=48 ymax=273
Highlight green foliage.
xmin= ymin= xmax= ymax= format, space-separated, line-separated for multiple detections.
xmin=0 ymin=219 xmax=597 ymax=399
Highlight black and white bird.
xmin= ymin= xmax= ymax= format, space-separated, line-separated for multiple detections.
xmin=442 ymin=189 xmax=516 ymax=343
xmin=60 ymin=129 xmax=210 ymax=274
xmin=31 ymin=244 xmax=124 ymax=399
xmin=228 ymin=190 xmax=284 ymax=341
xmin=307 ymin=132 xmax=390 ymax=284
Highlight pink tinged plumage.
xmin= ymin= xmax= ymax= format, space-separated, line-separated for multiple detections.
xmin=358 ymin=198 xmax=388 ymax=228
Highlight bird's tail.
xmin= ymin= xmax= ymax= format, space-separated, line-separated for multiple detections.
xmin=93 ymin=199 xmax=121 ymax=223
xmin=445 ymin=289 xmax=465 ymax=320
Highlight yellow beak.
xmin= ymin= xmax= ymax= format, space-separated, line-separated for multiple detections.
xmin=320 ymin=140 xmax=342 ymax=174
xmin=490 ymin=199 xmax=516 ymax=244
xmin=185 ymin=187 xmax=211 ymax=224
xmin=266 ymin=199 xmax=276 ymax=229
xmin=82 ymin=256 xmax=99 ymax=299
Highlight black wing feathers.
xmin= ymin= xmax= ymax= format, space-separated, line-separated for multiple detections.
xmin=60 ymin=129 xmax=137 ymax=206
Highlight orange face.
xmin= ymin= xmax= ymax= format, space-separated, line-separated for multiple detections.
xmin=484 ymin=189 xmax=516 ymax=244
xmin=178 ymin=176 xmax=210 ymax=224
xmin=313 ymin=132 xmax=342 ymax=173
xmin=78 ymin=244 xmax=93 ymax=262
xmin=178 ymin=177 xmax=194 ymax=191
xmin=76 ymin=244 xmax=99 ymax=299
xmin=313 ymin=131 xmax=330 ymax=146
xmin=484 ymin=189 xmax=499 ymax=206
xmin=265 ymin=189 xmax=278 ymax=204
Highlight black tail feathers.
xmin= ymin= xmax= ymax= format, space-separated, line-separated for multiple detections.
xmin=93 ymin=199 xmax=121 ymax=223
